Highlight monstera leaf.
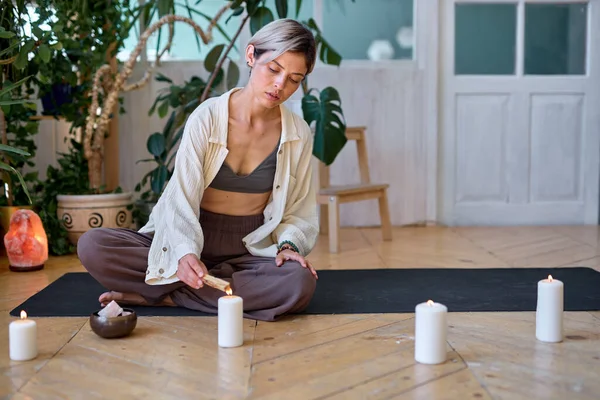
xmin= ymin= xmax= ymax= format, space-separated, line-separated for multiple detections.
xmin=302 ymin=87 xmax=347 ymax=165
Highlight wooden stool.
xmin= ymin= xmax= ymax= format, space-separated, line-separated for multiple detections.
xmin=317 ymin=126 xmax=392 ymax=253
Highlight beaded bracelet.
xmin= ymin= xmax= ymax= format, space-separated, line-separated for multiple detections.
xmin=277 ymin=240 xmax=299 ymax=254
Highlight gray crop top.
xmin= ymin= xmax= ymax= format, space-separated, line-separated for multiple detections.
xmin=208 ymin=144 xmax=278 ymax=193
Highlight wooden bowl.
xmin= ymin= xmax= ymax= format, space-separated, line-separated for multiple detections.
xmin=90 ymin=308 xmax=137 ymax=339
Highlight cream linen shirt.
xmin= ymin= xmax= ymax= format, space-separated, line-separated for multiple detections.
xmin=140 ymin=87 xmax=319 ymax=285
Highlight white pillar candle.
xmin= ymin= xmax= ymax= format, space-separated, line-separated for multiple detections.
xmin=218 ymin=295 xmax=243 ymax=348
xmin=536 ymin=275 xmax=563 ymax=343
xmin=9 ymin=310 xmax=37 ymax=361
xmin=414 ymin=300 xmax=448 ymax=364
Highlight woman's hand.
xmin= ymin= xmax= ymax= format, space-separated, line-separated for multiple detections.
xmin=275 ymin=249 xmax=318 ymax=279
xmin=177 ymin=254 xmax=209 ymax=289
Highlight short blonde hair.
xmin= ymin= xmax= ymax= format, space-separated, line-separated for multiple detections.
xmin=248 ymin=19 xmax=316 ymax=74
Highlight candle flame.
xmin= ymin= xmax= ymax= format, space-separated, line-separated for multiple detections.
xmin=20 ymin=310 xmax=27 ymax=319
xmin=226 ymin=287 xmax=233 ymax=296
xmin=426 ymin=300 xmax=434 ymax=306
xmin=548 ymin=275 xmax=553 ymax=282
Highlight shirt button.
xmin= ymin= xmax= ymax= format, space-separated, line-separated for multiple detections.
xmin=159 ymin=268 xmax=164 ymax=274
xmin=278 ymin=149 xmax=282 ymax=155
xmin=146 ymin=270 xmax=150 ymax=275
xmin=276 ymin=185 xmax=280 ymax=189
xmin=162 ymin=247 xmax=167 ymax=252
xmin=269 ymin=217 xmax=273 ymax=220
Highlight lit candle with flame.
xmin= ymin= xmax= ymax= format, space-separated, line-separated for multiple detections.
xmin=218 ymin=289 xmax=243 ymax=348
xmin=414 ymin=299 xmax=448 ymax=364
xmin=536 ymin=274 xmax=563 ymax=342
xmin=9 ymin=310 xmax=38 ymax=361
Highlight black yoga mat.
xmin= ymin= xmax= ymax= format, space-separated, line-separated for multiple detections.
xmin=9 ymin=267 xmax=600 ymax=317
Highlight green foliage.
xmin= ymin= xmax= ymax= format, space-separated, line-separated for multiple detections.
xmin=302 ymin=87 xmax=347 ymax=166
xmin=250 ymin=7 xmax=274 ymax=35
xmin=205 ymin=44 xmax=225 ymax=73
xmin=34 ymin=0 xmax=138 ymax=130
xmin=0 ymin=3 xmax=54 ymax=88
xmin=0 ymin=100 xmax=38 ymax=206
xmin=0 ymin=77 xmax=33 ymax=106
xmin=0 ymin=1 xmax=55 ymax=207
xmin=275 ymin=0 xmax=288 ymax=18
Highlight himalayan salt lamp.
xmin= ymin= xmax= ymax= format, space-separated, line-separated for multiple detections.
xmin=4 ymin=209 xmax=48 ymax=272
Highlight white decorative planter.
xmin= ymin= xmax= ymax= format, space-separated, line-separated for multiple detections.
xmin=57 ymin=192 xmax=134 ymax=245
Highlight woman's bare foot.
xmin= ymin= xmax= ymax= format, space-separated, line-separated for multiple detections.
xmin=99 ymin=291 xmax=176 ymax=307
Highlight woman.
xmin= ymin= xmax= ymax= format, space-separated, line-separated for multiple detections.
xmin=77 ymin=19 xmax=319 ymax=322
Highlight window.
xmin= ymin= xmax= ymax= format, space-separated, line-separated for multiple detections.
xmin=321 ymin=0 xmax=414 ymax=61
xmin=524 ymin=3 xmax=587 ymax=75
xmin=455 ymin=3 xmax=517 ymax=75
xmin=454 ymin=1 xmax=588 ymax=76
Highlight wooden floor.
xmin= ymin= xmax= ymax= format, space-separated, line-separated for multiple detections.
xmin=1 ymin=226 xmax=600 ymax=399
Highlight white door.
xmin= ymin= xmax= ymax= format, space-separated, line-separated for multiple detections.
xmin=440 ymin=0 xmax=600 ymax=225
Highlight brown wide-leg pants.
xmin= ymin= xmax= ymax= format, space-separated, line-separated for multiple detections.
xmin=77 ymin=209 xmax=317 ymax=321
